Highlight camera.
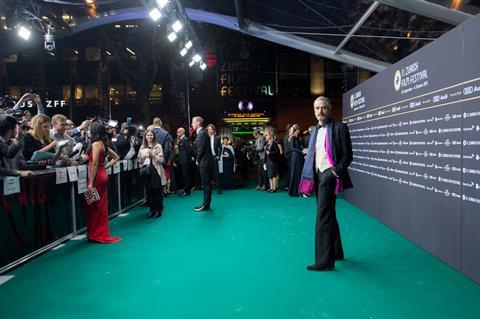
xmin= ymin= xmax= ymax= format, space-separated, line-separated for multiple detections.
xmin=44 ymin=25 xmax=55 ymax=52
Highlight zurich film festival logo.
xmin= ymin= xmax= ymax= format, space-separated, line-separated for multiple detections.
xmin=350 ymin=94 xmax=355 ymax=109
xmin=394 ymin=70 xmax=402 ymax=92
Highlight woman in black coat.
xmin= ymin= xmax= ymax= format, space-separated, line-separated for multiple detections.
xmin=264 ymin=127 xmax=280 ymax=192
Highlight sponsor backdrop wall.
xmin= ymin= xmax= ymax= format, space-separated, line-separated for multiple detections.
xmin=343 ymin=14 xmax=480 ymax=284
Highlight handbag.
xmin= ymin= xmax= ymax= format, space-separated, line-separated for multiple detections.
xmin=139 ymin=164 xmax=150 ymax=180
xmin=84 ymin=187 xmax=100 ymax=205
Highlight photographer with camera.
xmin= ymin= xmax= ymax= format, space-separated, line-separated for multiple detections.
xmin=0 ymin=115 xmax=33 ymax=177
xmin=114 ymin=124 xmax=138 ymax=160
xmin=50 ymin=114 xmax=74 ymax=158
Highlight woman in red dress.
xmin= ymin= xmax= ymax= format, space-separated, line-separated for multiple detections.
xmin=86 ymin=122 xmax=121 ymax=243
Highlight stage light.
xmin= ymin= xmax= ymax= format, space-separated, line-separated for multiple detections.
xmin=17 ymin=26 xmax=31 ymax=40
xmin=199 ymin=62 xmax=207 ymax=70
xmin=172 ymin=20 xmax=183 ymax=33
xmin=180 ymin=48 xmax=188 ymax=56
xmin=156 ymin=0 xmax=168 ymax=9
xmin=188 ymin=60 xmax=195 ymax=67
xmin=192 ymin=54 xmax=202 ymax=63
xmin=185 ymin=40 xmax=192 ymax=50
xmin=126 ymin=47 xmax=136 ymax=55
xmin=149 ymin=8 xmax=162 ymax=21
xmin=105 ymin=50 xmax=112 ymax=56
xmin=167 ymin=32 xmax=177 ymax=42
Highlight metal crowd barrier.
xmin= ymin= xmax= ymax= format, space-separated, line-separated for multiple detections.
xmin=0 ymin=159 xmax=145 ymax=274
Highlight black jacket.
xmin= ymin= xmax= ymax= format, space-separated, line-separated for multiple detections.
xmin=195 ymin=128 xmax=213 ymax=168
xmin=113 ymin=134 xmax=131 ymax=159
xmin=314 ymin=121 xmax=353 ymax=190
xmin=212 ymin=135 xmax=221 ymax=160
xmin=175 ymin=135 xmax=193 ymax=165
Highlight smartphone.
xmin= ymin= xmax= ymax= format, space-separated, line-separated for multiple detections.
xmin=126 ymin=117 xmax=132 ymax=125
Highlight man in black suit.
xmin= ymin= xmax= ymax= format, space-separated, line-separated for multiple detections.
xmin=303 ymin=96 xmax=353 ymax=271
xmin=207 ymin=124 xmax=222 ymax=195
xmin=192 ymin=116 xmax=213 ymax=211
xmin=175 ymin=127 xmax=193 ymax=196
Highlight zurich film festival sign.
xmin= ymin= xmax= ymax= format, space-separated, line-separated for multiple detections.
xmin=393 ymin=61 xmax=429 ymax=94
xmin=350 ymin=90 xmax=365 ymax=112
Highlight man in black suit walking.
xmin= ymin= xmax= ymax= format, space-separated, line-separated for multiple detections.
xmin=192 ymin=116 xmax=213 ymax=211
xmin=300 ymin=96 xmax=353 ymax=271
xmin=175 ymin=127 xmax=193 ymax=196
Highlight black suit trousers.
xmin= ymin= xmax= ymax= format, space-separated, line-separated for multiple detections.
xmin=199 ymin=165 xmax=212 ymax=206
xmin=179 ymin=163 xmax=191 ymax=192
xmin=315 ymin=169 xmax=344 ymax=266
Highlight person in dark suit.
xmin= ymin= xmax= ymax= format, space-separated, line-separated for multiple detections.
xmin=207 ymin=124 xmax=222 ymax=195
xmin=299 ymin=96 xmax=353 ymax=271
xmin=175 ymin=127 xmax=193 ymax=196
xmin=192 ymin=116 xmax=213 ymax=211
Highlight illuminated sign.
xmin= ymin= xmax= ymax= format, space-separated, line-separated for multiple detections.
xmin=218 ymin=60 xmax=275 ymax=97
xmin=20 ymin=100 xmax=67 ymax=108
xmin=227 ymin=112 xmax=264 ymax=118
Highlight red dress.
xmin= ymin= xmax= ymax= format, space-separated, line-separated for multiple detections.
xmin=86 ymin=144 xmax=121 ymax=243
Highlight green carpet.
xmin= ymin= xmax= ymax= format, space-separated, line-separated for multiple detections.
xmin=1 ymin=186 xmax=479 ymax=319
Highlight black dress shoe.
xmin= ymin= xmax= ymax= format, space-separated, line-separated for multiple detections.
xmin=194 ymin=205 xmax=210 ymax=212
xmin=145 ymin=211 xmax=154 ymax=218
xmin=152 ymin=210 xmax=162 ymax=218
xmin=180 ymin=192 xmax=191 ymax=196
xmin=218 ymin=190 xmax=222 ymax=195
xmin=307 ymin=264 xmax=335 ymax=271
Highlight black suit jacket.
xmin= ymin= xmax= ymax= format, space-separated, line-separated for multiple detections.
xmin=176 ymin=135 xmax=192 ymax=165
xmin=195 ymin=128 xmax=213 ymax=168
xmin=314 ymin=121 xmax=353 ymax=190
xmin=212 ymin=136 xmax=221 ymax=160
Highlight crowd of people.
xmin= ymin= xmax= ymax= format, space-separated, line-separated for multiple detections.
xmin=1 ymin=93 xmax=353 ymax=271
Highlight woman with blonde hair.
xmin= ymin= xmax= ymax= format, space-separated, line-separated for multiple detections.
xmin=288 ymin=124 xmax=305 ymax=197
xmin=23 ymin=114 xmax=58 ymax=161
xmin=138 ymin=129 xmax=167 ymax=218
xmin=264 ymin=126 xmax=281 ymax=192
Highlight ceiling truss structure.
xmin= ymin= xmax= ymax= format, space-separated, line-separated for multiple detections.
xmin=375 ymin=0 xmax=472 ymax=25
xmin=1 ymin=0 xmax=476 ymax=72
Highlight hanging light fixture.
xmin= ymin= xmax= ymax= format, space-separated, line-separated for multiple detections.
xmin=17 ymin=25 xmax=31 ymax=40
xmin=167 ymin=32 xmax=177 ymax=42
xmin=149 ymin=8 xmax=162 ymax=21
xmin=172 ymin=20 xmax=183 ymax=33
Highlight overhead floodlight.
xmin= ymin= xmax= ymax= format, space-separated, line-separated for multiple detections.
xmin=149 ymin=8 xmax=162 ymax=21
xmin=126 ymin=47 xmax=136 ymax=55
xmin=167 ymin=32 xmax=177 ymax=42
xmin=105 ymin=50 xmax=112 ymax=56
xmin=188 ymin=60 xmax=195 ymax=67
xmin=172 ymin=20 xmax=183 ymax=33
xmin=180 ymin=48 xmax=188 ymax=56
xmin=184 ymin=40 xmax=192 ymax=50
xmin=199 ymin=62 xmax=207 ymax=70
xmin=17 ymin=26 xmax=31 ymax=40
xmin=156 ymin=0 xmax=168 ymax=9
xmin=192 ymin=54 xmax=202 ymax=63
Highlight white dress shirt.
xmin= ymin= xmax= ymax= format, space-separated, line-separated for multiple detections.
xmin=210 ymin=135 xmax=216 ymax=156
xmin=315 ymin=126 xmax=331 ymax=172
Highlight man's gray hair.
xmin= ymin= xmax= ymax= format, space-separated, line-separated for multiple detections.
xmin=192 ymin=116 xmax=204 ymax=126
xmin=314 ymin=96 xmax=332 ymax=109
